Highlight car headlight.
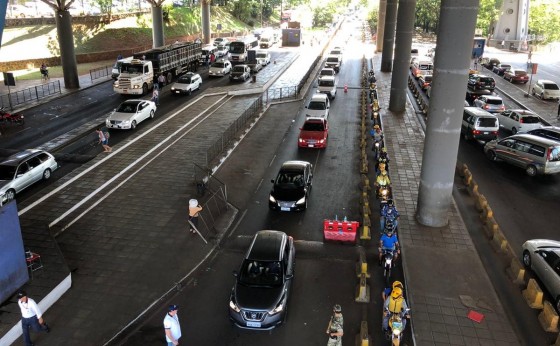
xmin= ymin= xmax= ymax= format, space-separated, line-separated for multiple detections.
xmin=121 ymin=120 xmax=130 ymax=125
xmin=393 ymin=328 xmax=401 ymax=335
xmin=269 ymin=302 xmax=284 ymax=315
xmin=299 ymin=138 xmax=305 ymax=143
xmin=229 ymin=300 xmax=240 ymax=312
xmin=296 ymin=196 xmax=306 ymax=205
xmin=171 ymin=87 xmax=176 ymax=90
xmin=113 ymin=82 xmax=119 ymax=87
xmin=269 ymin=195 xmax=276 ymax=203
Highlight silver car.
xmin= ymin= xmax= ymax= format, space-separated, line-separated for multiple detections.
xmin=522 ymin=239 xmax=560 ymax=311
xmin=105 ymin=99 xmax=157 ymax=130
xmin=0 ymin=149 xmax=58 ymax=204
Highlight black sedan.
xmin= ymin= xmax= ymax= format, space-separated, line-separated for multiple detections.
xmin=269 ymin=160 xmax=313 ymax=211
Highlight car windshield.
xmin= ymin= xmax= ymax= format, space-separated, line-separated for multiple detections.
xmin=515 ymin=71 xmax=527 ymax=76
xmin=302 ymin=122 xmax=325 ymax=131
xmin=550 ymin=147 xmax=560 ymax=161
xmin=212 ymin=62 xmax=225 ymax=68
xmin=178 ymin=77 xmax=193 ymax=83
xmin=330 ymin=50 xmax=341 ymax=55
xmin=522 ymin=116 xmax=540 ymax=124
xmin=485 ymin=99 xmax=503 ymax=105
xmin=116 ymin=102 xmax=138 ymax=113
xmin=478 ymin=118 xmax=497 ymax=127
xmin=233 ymin=66 xmax=246 ymax=72
xmin=0 ymin=165 xmax=16 ymax=180
xmin=320 ymin=70 xmax=334 ymax=76
xmin=239 ymin=260 xmax=283 ymax=286
xmin=256 ymin=53 xmax=267 ymax=58
xmin=326 ymin=57 xmax=339 ymax=63
xmin=543 ymin=83 xmax=560 ymax=90
xmin=275 ymin=171 xmax=305 ymax=186
xmin=318 ymin=80 xmax=334 ymax=87
xmin=479 ymin=78 xmax=494 ymax=83
xmin=308 ymin=101 xmax=326 ymax=110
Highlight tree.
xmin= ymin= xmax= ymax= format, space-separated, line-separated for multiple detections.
xmin=528 ymin=0 xmax=560 ymax=44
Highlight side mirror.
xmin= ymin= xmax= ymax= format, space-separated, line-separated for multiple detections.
xmin=285 ymin=274 xmax=294 ymax=280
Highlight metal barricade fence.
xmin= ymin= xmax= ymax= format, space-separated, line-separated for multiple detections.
xmin=205 ymin=96 xmax=263 ymax=167
xmin=90 ymin=65 xmax=112 ymax=81
xmin=0 ymin=80 xmax=62 ymax=109
xmin=192 ymin=185 xmax=229 ymax=243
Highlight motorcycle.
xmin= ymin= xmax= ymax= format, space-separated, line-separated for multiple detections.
xmin=0 ymin=107 xmax=25 ymax=126
xmin=381 ymin=248 xmax=394 ymax=285
xmin=385 ymin=308 xmax=410 ymax=346
xmin=377 ymin=184 xmax=392 ymax=204
xmin=372 ymin=140 xmax=382 ymax=160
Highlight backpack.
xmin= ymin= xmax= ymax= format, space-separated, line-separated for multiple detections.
xmin=104 ymin=131 xmax=110 ymax=140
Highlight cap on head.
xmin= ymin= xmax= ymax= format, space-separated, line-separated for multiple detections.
xmin=169 ymin=304 xmax=178 ymax=312
xmin=17 ymin=290 xmax=27 ymax=299
xmin=189 ymin=199 xmax=198 ymax=208
xmin=333 ymin=304 xmax=342 ymax=313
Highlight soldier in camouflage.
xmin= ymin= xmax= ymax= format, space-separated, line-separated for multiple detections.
xmin=326 ymin=304 xmax=344 ymax=346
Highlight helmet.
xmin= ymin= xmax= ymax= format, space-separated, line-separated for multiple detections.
xmin=381 ymin=147 xmax=387 ymax=153
xmin=387 ymin=199 xmax=394 ymax=206
xmin=373 ymin=125 xmax=380 ymax=129
xmin=392 ymin=281 xmax=403 ymax=290
xmin=381 ymin=170 xmax=388 ymax=176
xmin=333 ymin=304 xmax=342 ymax=313
xmin=391 ymin=287 xmax=403 ymax=299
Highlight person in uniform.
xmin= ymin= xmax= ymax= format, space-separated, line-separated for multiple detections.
xmin=326 ymin=304 xmax=343 ymax=345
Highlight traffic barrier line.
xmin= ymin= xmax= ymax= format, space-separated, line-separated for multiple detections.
xmin=483 ymin=216 xmax=498 ymax=238
xmin=355 ymin=273 xmax=370 ymax=303
xmin=538 ymin=300 xmax=559 ymax=332
xmin=356 ymin=248 xmax=371 ymax=278
xmin=490 ymin=228 xmax=508 ymax=253
xmin=463 ymin=169 xmax=473 ymax=187
xmin=506 ymin=257 xmax=526 ymax=286
xmin=362 ymin=205 xmax=370 ymax=218
xmin=360 ymin=174 xmax=371 ymax=191
xmin=360 ymin=225 xmax=371 ymax=240
xmin=480 ymin=203 xmax=493 ymax=222
xmin=355 ymin=321 xmax=369 ymax=346
xmin=362 ymin=214 xmax=371 ymax=228
xmin=360 ymin=158 xmax=368 ymax=174
xmin=523 ymin=278 xmax=544 ymax=309
xmin=474 ymin=193 xmax=487 ymax=212
xmin=468 ymin=182 xmax=478 ymax=197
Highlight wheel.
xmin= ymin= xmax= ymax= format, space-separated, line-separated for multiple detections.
xmin=42 ymin=169 xmax=51 ymax=180
xmin=131 ymin=120 xmax=137 ymax=130
xmin=512 ymin=127 xmax=518 ymax=134
xmin=531 ymin=88 xmax=535 ymax=96
xmin=4 ymin=189 xmax=15 ymax=202
xmin=188 ymin=89 xmax=192 ymax=96
xmin=142 ymin=83 xmax=148 ymax=96
xmin=198 ymin=83 xmax=201 ymax=90
xmin=525 ymin=165 xmax=537 ymax=177
xmin=149 ymin=110 xmax=155 ymax=119
xmin=541 ymin=93 xmax=544 ymax=100
xmin=486 ymin=149 xmax=497 ymax=161
xmin=522 ymin=250 xmax=531 ymax=268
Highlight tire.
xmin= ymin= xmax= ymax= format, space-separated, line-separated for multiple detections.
xmin=486 ymin=149 xmax=497 ymax=161
xmin=531 ymin=88 xmax=535 ymax=96
xmin=42 ymin=169 xmax=51 ymax=180
xmin=512 ymin=127 xmax=518 ymax=134
xmin=522 ymin=250 xmax=531 ymax=268
xmin=526 ymin=165 xmax=537 ymax=177
xmin=188 ymin=89 xmax=192 ymax=96
xmin=16 ymin=118 xmax=24 ymax=126
xmin=131 ymin=120 xmax=137 ymax=130
xmin=4 ymin=189 xmax=15 ymax=202
xmin=149 ymin=110 xmax=155 ymax=119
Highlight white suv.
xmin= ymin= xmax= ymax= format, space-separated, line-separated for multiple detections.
xmin=170 ymin=72 xmax=202 ymax=95
xmin=532 ymin=80 xmax=560 ymax=100
xmin=317 ymin=75 xmax=337 ymax=100
xmin=305 ymin=93 xmax=330 ymax=119
xmin=209 ymin=60 xmax=232 ymax=77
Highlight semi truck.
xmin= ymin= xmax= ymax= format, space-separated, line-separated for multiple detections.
xmin=113 ymin=41 xmax=202 ymax=96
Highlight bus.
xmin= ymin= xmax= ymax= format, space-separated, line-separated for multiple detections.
xmin=229 ymin=36 xmax=259 ymax=63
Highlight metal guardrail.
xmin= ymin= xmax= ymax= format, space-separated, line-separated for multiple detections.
xmin=266 ymin=86 xmax=298 ymax=101
xmin=0 ymin=80 xmax=62 ymax=109
xmin=90 ymin=65 xmax=112 ymax=81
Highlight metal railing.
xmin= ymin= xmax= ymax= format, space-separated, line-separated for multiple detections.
xmin=0 ymin=80 xmax=61 ymax=109
xmin=90 ymin=65 xmax=112 ymax=81
xmin=266 ymin=86 xmax=299 ymax=102
xmin=205 ymin=96 xmax=263 ymax=167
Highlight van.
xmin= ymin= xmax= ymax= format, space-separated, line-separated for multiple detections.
xmin=484 ymin=134 xmax=560 ymax=176
xmin=411 ymin=57 xmax=433 ymax=79
xmin=461 ymin=107 xmax=499 ymax=142
xmin=200 ymin=45 xmax=218 ymax=64
xmin=325 ymin=56 xmax=342 ymax=73
xmin=305 ymin=93 xmax=330 ymax=119
xmin=317 ymin=75 xmax=337 ymax=100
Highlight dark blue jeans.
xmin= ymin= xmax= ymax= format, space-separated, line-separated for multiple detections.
xmin=22 ymin=315 xmax=48 ymax=346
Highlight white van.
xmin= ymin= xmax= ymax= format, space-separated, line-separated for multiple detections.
xmin=461 ymin=107 xmax=499 ymax=142
xmin=317 ymin=76 xmax=337 ymax=100
xmin=411 ymin=56 xmax=433 ymax=79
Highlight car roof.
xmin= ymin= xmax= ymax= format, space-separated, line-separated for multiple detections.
xmin=247 ymin=230 xmax=287 ymax=261
xmin=538 ymin=79 xmax=556 ymax=84
xmin=304 ymin=117 xmax=327 ymax=123
xmin=507 ymin=109 xmax=537 ymax=116
xmin=319 ymin=75 xmax=335 ymax=81
xmin=281 ymin=160 xmax=310 ymax=171
xmin=1 ymin=149 xmax=45 ymax=166
xmin=464 ymin=107 xmax=495 ymax=117
xmin=507 ymin=134 xmax=560 ymax=146
xmin=480 ymin=95 xmax=502 ymax=101
xmin=311 ymin=93 xmax=328 ymax=101
xmin=467 ymin=89 xmax=494 ymax=95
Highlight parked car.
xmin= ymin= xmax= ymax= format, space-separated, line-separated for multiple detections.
xmin=491 ymin=63 xmax=512 ymax=76
xmin=484 ymin=134 xmax=560 ymax=176
xmin=106 ymin=99 xmax=157 ymax=130
xmin=229 ymin=230 xmax=295 ymax=329
xmin=497 ymin=109 xmax=542 ymax=134
xmin=0 ymin=149 xmax=59 ymax=204
xmin=169 ymin=72 xmax=202 ymax=95
xmin=532 ymin=80 xmax=560 ymax=100
xmin=208 ymin=60 xmax=232 ymax=77
xmin=325 ymin=55 xmax=342 ymax=73
xmin=418 ymin=74 xmax=432 ymax=91
xmin=269 ymin=161 xmax=313 ymax=211
xmin=465 ymin=89 xmax=495 ymax=106
xmin=215 ymin=45 xmax=229 ymax=58
xmin=526 ymin=127 xmax=560 ymax=142
xmin=317 ymin=76 xmax=337 ymax=100
xmin=256 ymin=51 xmax=271 ymax=66
xmin=298 ymin=118 xmax=329 ymax=148
xmin=473 ymin=95 xmax=505 ymax=113
xmin=504 ymin=68 xmax=529 ymax=84
xmin=468 ymin=74 xmax=496 ymax=91
xmin=319 ymin=68 xmax=336 ymax=78
xmin=230 ymin=65 xmax=251 ymax=82
xmin=305 ymin=93 xmax=330 ymax=119
xmin=522 ymin=239 xmax=560 ymax=312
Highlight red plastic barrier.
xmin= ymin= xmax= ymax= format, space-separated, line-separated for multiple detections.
xmin=323 ymin=219 xmax=359 ymax=243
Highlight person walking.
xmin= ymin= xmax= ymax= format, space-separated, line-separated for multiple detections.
xmin=158 ymin=73 xmax=166 ymax=90
xmin=210 ymin=52 xmax=216 ymax=64
xmin=96 ymin=128 xmax=112 ymax=152
xmin=152 ymin=87 xmax=160 ymax=106
xmin=17 ymin=290 xmax=50 ymax=346
xmin=163 ymin=305 xmax=181 ymax=346
xmin=326 ymin=304 xmax=343 ymax=346
xmin=188 ymin=199 xmax=203 ymax=234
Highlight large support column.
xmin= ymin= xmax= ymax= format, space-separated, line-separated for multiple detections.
xmin=152 ymin=6 xmax=165 ymax=47
xmin=56 ymin=11 xmax=79 ymax=89
xmin=416 ymin=0 xmax=480 ymax=227
xmin=380 ymin=0 xmax=397 ymax=72
xmin=376 ymin=0 xmax=387 ymax=52
xmin=202 ymin=0 xmax=211 ymax=44
xmin=389 ymin=0 xmax=416 ymax=112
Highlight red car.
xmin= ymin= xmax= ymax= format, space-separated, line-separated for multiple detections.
xmin=504 ymin=68 xmax=529 ymax=84
xmin=298 ymin=117 xmax=328 ymax=148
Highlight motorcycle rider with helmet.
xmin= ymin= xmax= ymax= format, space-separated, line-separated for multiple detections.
xmin=382 ymin=280 xmax=404 ymax=302
xmin=378 ymin=227 xmax=400 ymax=265
xmin=376 ymin=147 xmax=390 ymax=175
xmin=380 ymin=199 xmax=400 ymax=233
xmin=375 ymin=169 xmax=391 ymax=199
xmin=382 ymin=287 xmax=410 ymax=332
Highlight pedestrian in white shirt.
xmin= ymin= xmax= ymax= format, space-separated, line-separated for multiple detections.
xmin=164 ymin=304 xmax=181 ymax=346
xmin=17 ymin=290 xmax=50 ymax=346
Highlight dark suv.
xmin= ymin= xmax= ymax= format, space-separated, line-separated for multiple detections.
xmin=468 ymin=74 xmax=496 ymax=91
xmin=229 ymin=230 xmax=295 ymax=330
xmin=269 ymin=160 xmax=313 ymax=211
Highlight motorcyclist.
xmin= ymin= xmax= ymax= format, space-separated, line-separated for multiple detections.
xmin=380 ymin=199 xmax=400 ymax=232
xmin=376 ymin=148 xmax=390 ymax=175
xmin=370 ymin=125 xmax=383 ymax=154
xmin=382 ymin=287 xmax=410 ymax=332
xmin=378 ymin=227 xmax=400 ymax=264
xmin=375 ymin=169 xmax=391 ymax=198
xmin=382 ymin=280 xmax=404 ymax=302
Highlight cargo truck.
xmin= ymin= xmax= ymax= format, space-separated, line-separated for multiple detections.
xmin=113 ymin=42 xmax=202 ymax=96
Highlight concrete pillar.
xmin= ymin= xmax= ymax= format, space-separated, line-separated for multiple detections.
xmin=389 ymin=0 xmax=416 ymax=112
xmin=202 ymin=0 xmax=211 ymax=44
xmin=151 ymin=6 xmax=164 ymax=48
xmin=416 ymin=0 xmax=480 ymax=227
xmin=56 ymin=10 xmax=79 ymax=89
xmin=380 ymin=0 xmax=397 ymax=72
xmin=376 ymin=0 xmax=387 ymax=52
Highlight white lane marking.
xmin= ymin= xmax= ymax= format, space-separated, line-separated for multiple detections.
xmin=227 ymin=208 xmax=248 ymax=239
xmin=20 ymin=94 xmax=229 ymax=217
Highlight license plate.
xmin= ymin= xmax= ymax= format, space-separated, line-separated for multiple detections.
xmin=175 ymin=91 xmax=181 ymax=94
xmin=484 ymin=132 xmax=488 ymax=134
xmin=281 ymin=207 xmax=291 ymax=211
xmin=309 ymin=144 xmax=314 ymax=147
xmin=247 ymin=321 xmax=261 ymax=328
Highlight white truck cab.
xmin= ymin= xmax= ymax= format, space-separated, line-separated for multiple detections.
xmin=113 ymin=59 xmax=154 ymax=96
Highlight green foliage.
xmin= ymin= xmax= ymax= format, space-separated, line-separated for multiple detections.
xmin=476 ymin=0 xmax=500 ymax=37
xmin=414 ymin=0 xmax=440 ymax=33
xmin=94 ymin=0 xmax=113 ymax=14
xmin=528 ymin=0 xmax=560 ymax=44
xmin=312 ymin=6 xmax=333 ymax=27
xmin=47 ymin=35 xmax=60 ymax=56
xmin=367 ymin=7 xmax=378 ymax=33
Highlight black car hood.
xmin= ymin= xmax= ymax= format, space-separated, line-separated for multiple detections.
xmin=235 ymin=283 xmax=284 ymax=310
xmin=271 ymin=185 xmax=305 ymax=202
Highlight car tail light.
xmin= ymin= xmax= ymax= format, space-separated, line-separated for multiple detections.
xmin=472 ymin=130 xmax=481 ymax=135
xmin=484 ymin=105 xmax=490 ymax=109
xmin=499 ymin=105 xmax=505 ymax=111
xmin=519 ymin=118 xmax=524 ymax=123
